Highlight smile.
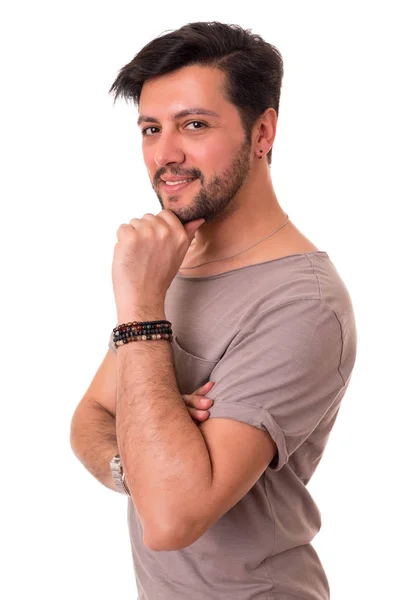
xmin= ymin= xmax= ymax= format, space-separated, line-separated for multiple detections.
xmin=161 ymin=178 xmax=197 ymax=194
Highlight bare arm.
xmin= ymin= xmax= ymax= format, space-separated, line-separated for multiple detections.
xmin=69 ymin=347 xmax=213 ymax=495
xmin=115 ymin=319 xmax=214 ymax=550
xmin=70 ymin=348 xmax=125 ymax=493
xmin=70 ymin=399 xmax=123 ymax=493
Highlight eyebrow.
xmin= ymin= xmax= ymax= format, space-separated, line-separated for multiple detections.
xmin=137 ymin=108 xmax=220 ymax=127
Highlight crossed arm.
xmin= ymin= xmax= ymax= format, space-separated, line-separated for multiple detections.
xmin=116 ymin=330 xmax=277 ymax=551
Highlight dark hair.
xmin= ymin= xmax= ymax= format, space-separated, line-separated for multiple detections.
xmin=109 ymin=21 xmax=284 ymax=166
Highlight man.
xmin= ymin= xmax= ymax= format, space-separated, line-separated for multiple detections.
xmin=70 ymin=21 xmax=357 ymax=600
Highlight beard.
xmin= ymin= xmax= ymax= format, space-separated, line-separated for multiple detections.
xmin=153 ymin=136 xmax=252 ymax=226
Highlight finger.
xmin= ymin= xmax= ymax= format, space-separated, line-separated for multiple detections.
xmin=139 ymin=213 xmax=170 ymax=237
xmin=194 ymin=396 xmax=214 ymax=409
xmin=182 ymin=218 xmax=206 ymax=244
xmin=182 ymin=394 xmax=191 ymax=406
xmin=196 ymin=381 xmax=215 ymax=395
xmin=182 ymin=393 xmax=213 ymax=409
xmin=188 ymin=407 xmax=210 ymax=421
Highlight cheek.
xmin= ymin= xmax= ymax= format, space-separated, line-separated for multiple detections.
xmin=142 ymin=146 xmax=153 ymax=169
xmin=192 ymin=140 xmax=229 ymax=172
xmin=141 ymin=137 xmax=236 ymax=177
xmin=142 ymin=148 xmax=158 ymax=183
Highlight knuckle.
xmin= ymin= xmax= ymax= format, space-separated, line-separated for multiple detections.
xmin=179 ymin=235 xmax=188 ymax=247
xmin=116 ymin=223 xmax=129 ymax=234
xmin=158 ymin=226 xmax=170 ymax=240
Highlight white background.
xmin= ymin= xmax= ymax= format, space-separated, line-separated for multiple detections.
xmin=1 ymin=1 xmax=399 ymax=598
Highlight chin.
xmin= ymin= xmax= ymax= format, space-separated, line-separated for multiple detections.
xmin=167 ymin=209 xmax=189 ymax=225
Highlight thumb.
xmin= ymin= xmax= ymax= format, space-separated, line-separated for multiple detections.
xmin=183 ymin=218 xmax=205 ymax=243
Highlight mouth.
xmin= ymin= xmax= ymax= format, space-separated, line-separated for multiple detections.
xmin=161 ymin=178 xmax=198 ymax=194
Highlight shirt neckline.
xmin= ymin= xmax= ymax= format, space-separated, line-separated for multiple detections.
xmin=175 ymin=251 xmax=329 ymax=281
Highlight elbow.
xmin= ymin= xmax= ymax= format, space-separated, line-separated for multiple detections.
xmin=144 ymin=518 xmax=203 ymax=552
xmin=69 ymin=417 xmax=78 ymax=454
xmin=69 ymin=412 xmax=82 ymax=457
xmin=143 ymin=525 xmax=183 ymax=552
xmin=144 ymin=534 xmax=189 ymax=552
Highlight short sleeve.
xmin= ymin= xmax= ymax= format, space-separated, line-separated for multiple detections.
xmin=108 ymin=331 xmax=117 ymax=354
xmin=205 ymin=299 xmax=345 ymax=471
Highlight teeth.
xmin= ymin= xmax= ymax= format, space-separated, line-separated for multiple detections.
xmin=165 ymin=179 xmax=194 ymax=186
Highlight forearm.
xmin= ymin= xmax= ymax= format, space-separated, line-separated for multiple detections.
xmin=70 ymin=400 xmax=121 ymax=493
xmin=115 ymin=332 xmax=213 ymax=547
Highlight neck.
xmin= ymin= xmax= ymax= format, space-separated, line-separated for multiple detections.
xmin=190 ymin=164 xmax=287 ymax=260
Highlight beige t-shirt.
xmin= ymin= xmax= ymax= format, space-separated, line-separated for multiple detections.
xmin=108 ymin=250 xmax=357 ymax=599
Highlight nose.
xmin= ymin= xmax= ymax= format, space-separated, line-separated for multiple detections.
xmin=154 ymin=131 xmax=185 ymax=167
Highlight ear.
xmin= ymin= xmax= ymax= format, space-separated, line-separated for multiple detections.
xmin=255 ymin=107 xmax=277 ymax=150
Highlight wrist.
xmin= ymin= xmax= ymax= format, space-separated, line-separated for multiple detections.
xmin=117 ymin=306 xmax=167 ymax=324
xmin=110 ymin=453 xmax=131 ymax=496
xmin=122 ymin=472 xmax=131 ymax=496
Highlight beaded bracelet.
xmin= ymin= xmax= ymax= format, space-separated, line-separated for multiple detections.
xmin=112 ymin=320 xmax=173 ymax=349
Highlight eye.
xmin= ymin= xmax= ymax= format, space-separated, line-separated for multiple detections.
xmin=185 ymin=121 xmax=207 ymax=130
xmin=141 ymin=126 xmax=160 ymax=137
xmin=141 ymin=121 xmax=207 ymax=136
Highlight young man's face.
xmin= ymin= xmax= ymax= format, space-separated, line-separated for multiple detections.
xmin=138 ymin=65 xmax=254 ymax=225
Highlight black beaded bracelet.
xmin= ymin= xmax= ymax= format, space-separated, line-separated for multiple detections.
xmin=112 ymin=320 xmax=173 ymax=349
xmin=113 ymin=320 xmax=172 ymax=332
